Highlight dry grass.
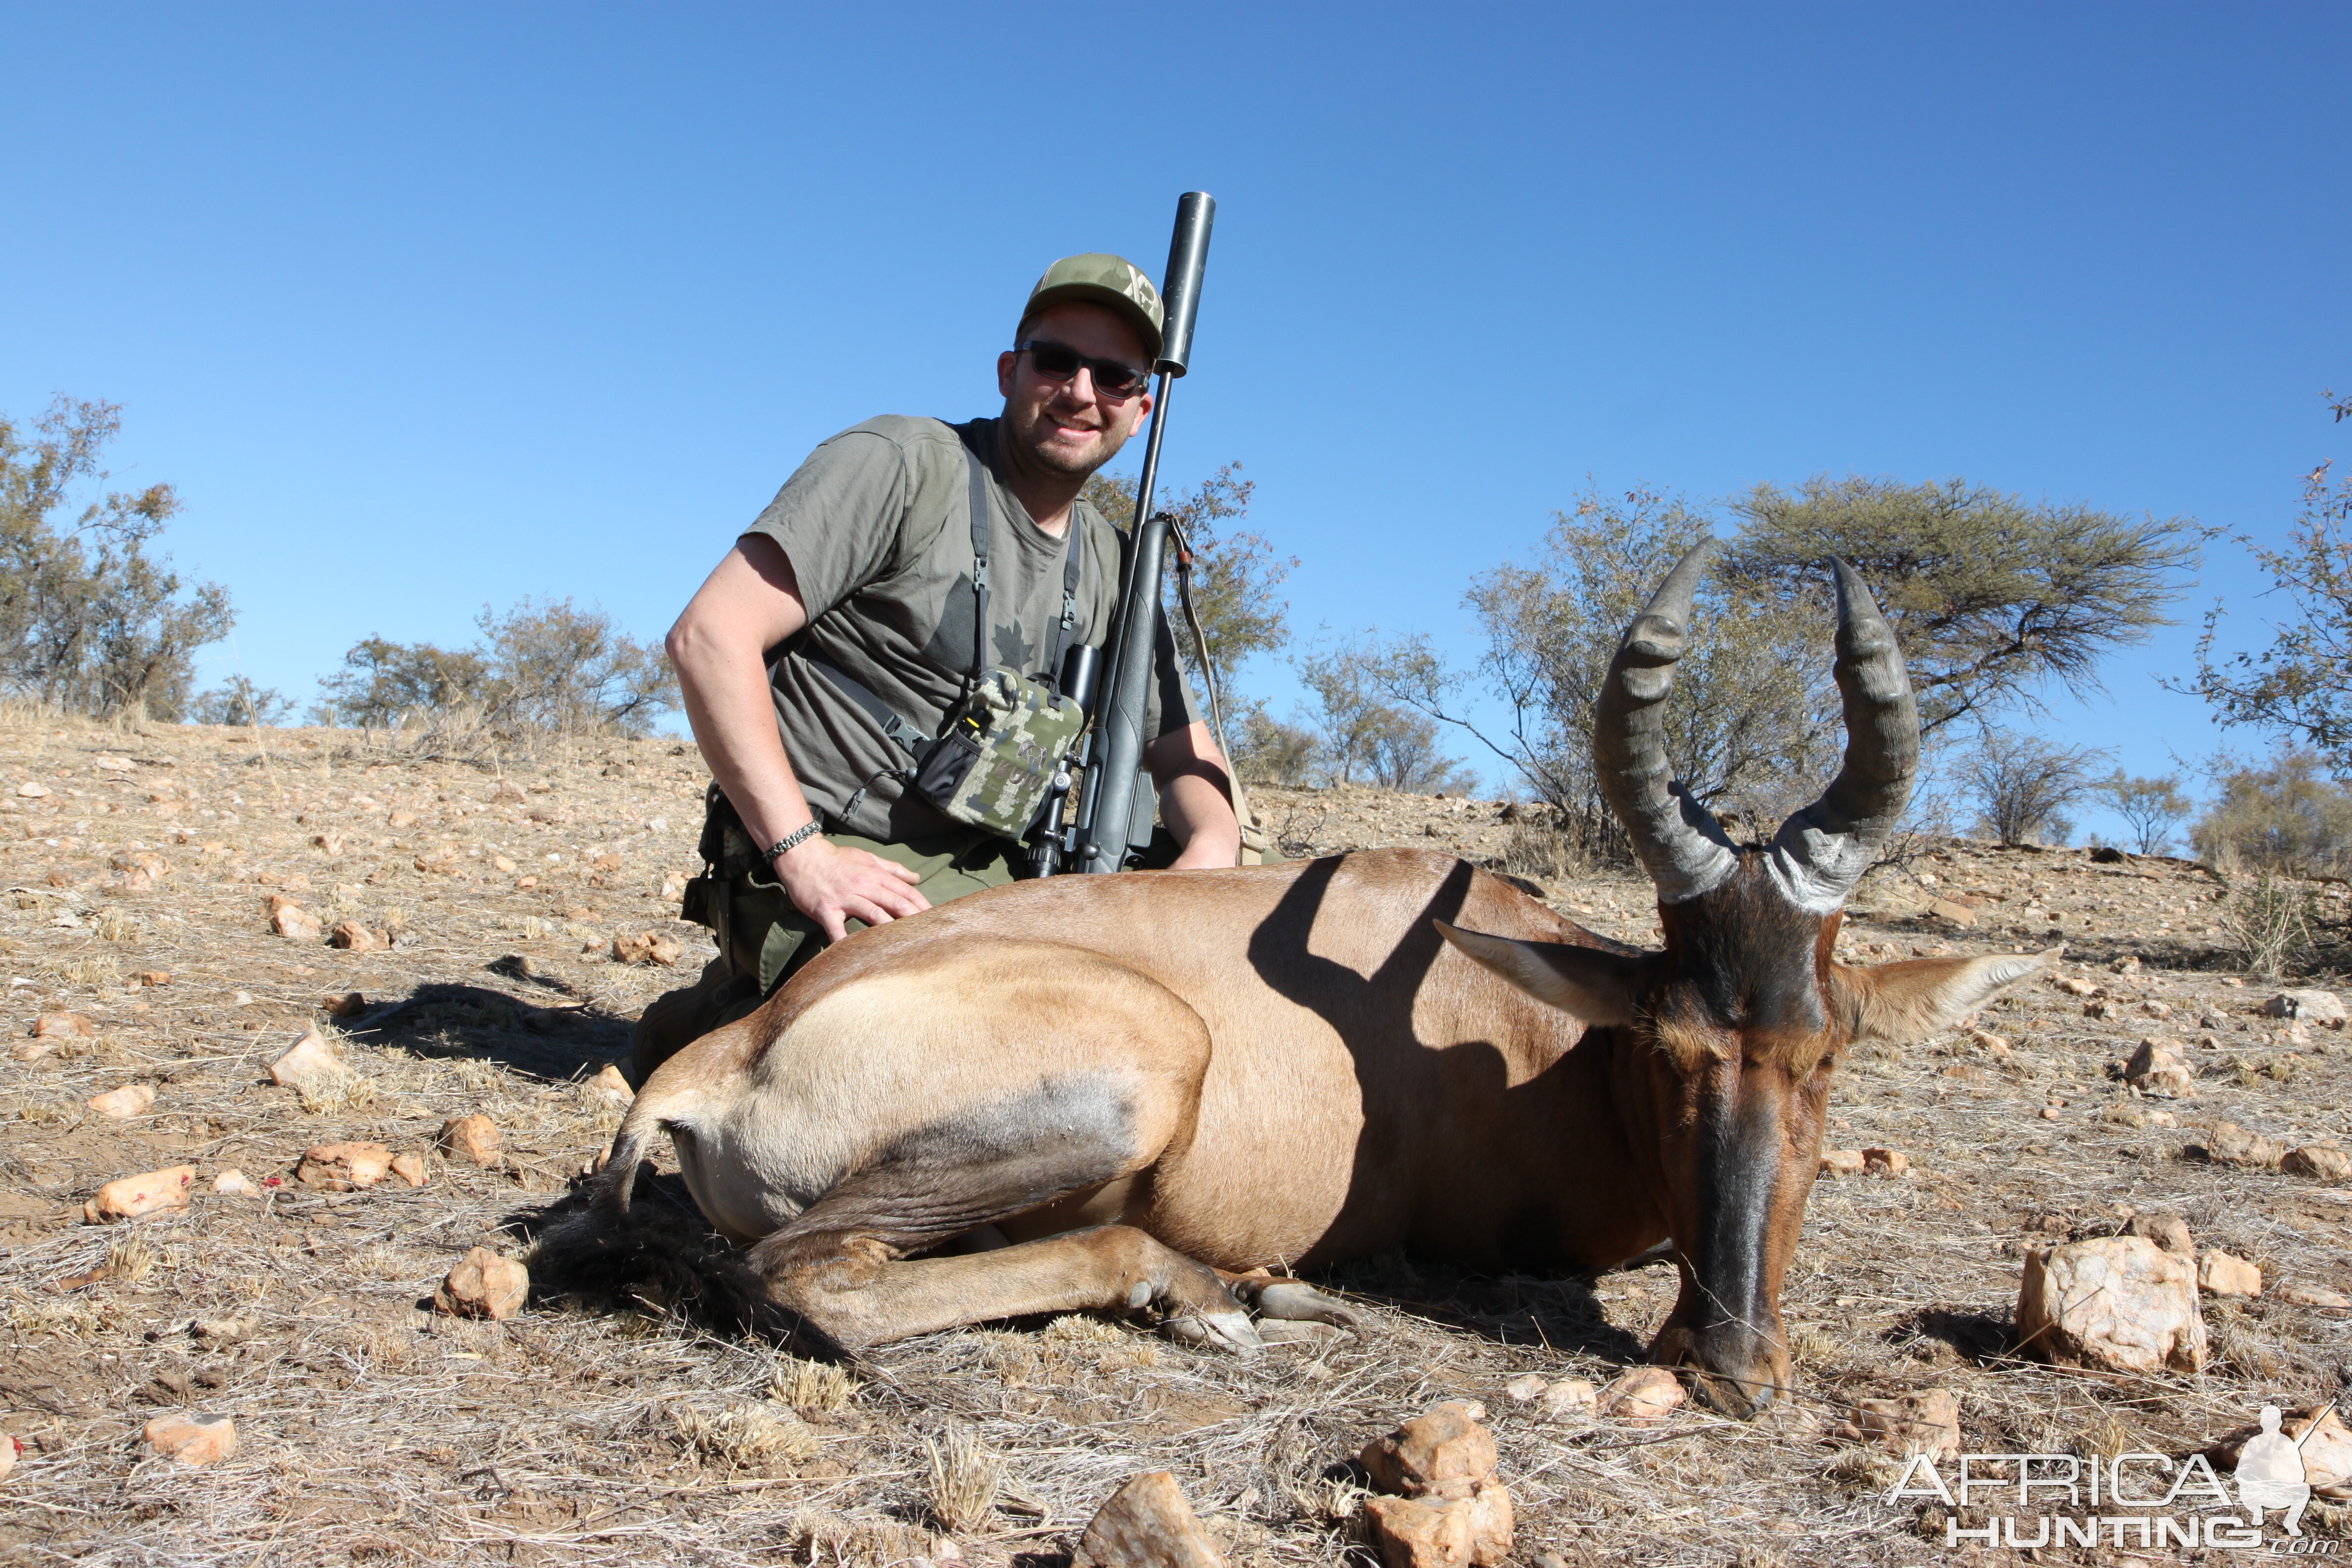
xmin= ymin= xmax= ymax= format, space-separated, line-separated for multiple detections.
xmin=2 ymin=720 xmax=2350 ymax=1563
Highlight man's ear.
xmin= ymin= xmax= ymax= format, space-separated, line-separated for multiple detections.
xmin=1434 ymin=920 xmax=1646 ymax=1026
xmin=997 ymin=350 xmax=1019 ymax=398
xmin=1835 ymin=947 xmax=2061 ymax=1044
xmin=1120 ymin=390 xmax=1154 ymax=438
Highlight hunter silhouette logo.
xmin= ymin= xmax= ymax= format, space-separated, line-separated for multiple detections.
xmin=2236 ymin=1401 xmax=2330 ymax=1536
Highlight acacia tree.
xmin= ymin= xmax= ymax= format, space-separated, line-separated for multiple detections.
xmin=1962 ymin=730 xmax=2108 ymax=846
xmin=1372 ymin=486 xmax=1838 ymax=827
xmin=1080 ymin=463 xmax=1297 ymax=744
xmin=2178 ymin=454 xmax=2352 ymax=765
xmin=1293 ymin=635 xmax=1477 ymax=794
xmin=2192 ymin=749 xmax=2352 ymax=876
xmin=2102 ymin=771 xmax=2194 ymax=855
xmin=1724 ymin=475 xmax=2197 ymax=736
xmin=0 ymin=396 xmax=232 ymax=719
xmin=318 ymin=599 xmax=675 ymax=740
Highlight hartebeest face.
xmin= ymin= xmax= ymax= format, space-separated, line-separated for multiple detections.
xmin=1441 ymin=549 xmax=2049 ymax=1415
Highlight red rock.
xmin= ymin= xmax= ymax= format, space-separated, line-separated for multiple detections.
xmin=2199 ymin=1120 xmax=2283 ymax=1168
xmin=1071 ymin=1470 xmax=1226 ymax=1568
xmin=587 ymin=1064 xmax=634 ymax=1105
xmin=1598 ymin=1366 xmax=1685 ymax=1424
xmin=1359 ymin=1402 xmax=1498 ymax=1500
xmin=2198 ymin=1251 xmax=2262 ymax=1298
xmin=2285 ymin=1144 xmax=2352 ymax=1181
xmin=321 ymin=991 xmax=366 ymax=1017
xmin=389 ymin=1153 xmax=427 ymax=1187
xmin=136 ymin=971 xmax=171 ymax=987
xmin=84 ymin=1165 xmax=196 ymax=1224
xmin=328 ymin=921 xmax=385 ymax=951
xmin=212 ymin=1170 xmax=258 ymax=1196
xmin=143 ymin=1413 xmax=237 ymax=1466
xmin=611 ymin=931 xmax=684 ymax=967
xmin=270 ymin=903 xmax=321 ymax=940
xmin=2275 ymin=1283 xmax=2352 ymax=1309
xmin=2123 ymin=1211 xmax=2194 ymax=1256
xmin=1361 ymin=1496 xmax=1470 ymax=1568
xmin=31 ymin=1012 xmax=93 ymax=1039
xmin=1862 ymin=1148 xmax=1909 ymax=1177
xmin=87 ymin=1083 xmax=154 ymax=1119
xmin=296 ymin=1142 xmax=393 ymax=1190
xmin=2055 ymin=977 xmax=2101 ymax=998
xmin=1818 ymin=1148 xmax=1866 ymax=1177
xmin=1925 ymin=898 xmax=1977 ymax=927
xmin=2125 ymin=1039 xmax=2196 ymax=1098
xmin=1840 ymin=1389 xmax=1960 ymax=1456
xmin=268 ymin=1029 xmax=347 ymax=1094
xmin=436 ymin=1115 xmax=502 ymax=1167
xmin=1539 ymin=1378 xmax=1597 ymax=1419
xmin=434 ymin=1247 xmax=529 ymax=1320
xmin=1361 ymin=1487 xmax=1513 ymax=1568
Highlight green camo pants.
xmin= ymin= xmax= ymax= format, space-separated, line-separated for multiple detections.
xmin=704 ymin=825 xmax=1024 ymax=997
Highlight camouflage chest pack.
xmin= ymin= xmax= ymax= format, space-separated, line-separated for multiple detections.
xmin=799 ymin=444 xmax=1086 ymax=841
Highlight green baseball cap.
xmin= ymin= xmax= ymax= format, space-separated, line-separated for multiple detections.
xmin=1019 ymin=254 xmax=1165 ymax=365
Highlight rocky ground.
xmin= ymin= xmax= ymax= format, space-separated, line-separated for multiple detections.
xmin=5 ymin=717 xmax=2352 ymax=1565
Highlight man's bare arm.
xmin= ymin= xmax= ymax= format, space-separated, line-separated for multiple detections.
xmin=667 ymin=536 xmax=926 ymax=940
xmin=1146 ymin=720 xmax=1244 ymax=870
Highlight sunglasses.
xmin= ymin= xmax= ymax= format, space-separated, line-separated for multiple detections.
xmin=1014 ymin=339 xmax=1153 ymax=401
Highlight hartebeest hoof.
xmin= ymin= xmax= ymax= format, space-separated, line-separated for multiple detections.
xmin=1232 ymin=1277 xmax=1364 ymax=1334
xmin=1160 ymin=1306 xmax=1266 ymax=1352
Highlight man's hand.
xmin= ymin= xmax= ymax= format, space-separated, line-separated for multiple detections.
xmin=776 ymin=836 xmax=929 ymax=941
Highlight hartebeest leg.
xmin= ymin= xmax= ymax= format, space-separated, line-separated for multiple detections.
xmin=749 ymin=1221 xmax=1262 ymax=1349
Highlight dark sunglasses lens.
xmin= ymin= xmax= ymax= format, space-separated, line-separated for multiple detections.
xmin=1026 ymin=342 xmax=1145 ymax=396
xmin=1027 ymin=343 xmax=1082 ymax=378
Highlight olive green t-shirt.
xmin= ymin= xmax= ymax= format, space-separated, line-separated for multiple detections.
xmin=745 ymin=415 xmax=1201 ymax=841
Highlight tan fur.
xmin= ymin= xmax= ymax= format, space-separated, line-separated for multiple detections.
xmin=593 ymin=847 xmax=2052 ymax=1414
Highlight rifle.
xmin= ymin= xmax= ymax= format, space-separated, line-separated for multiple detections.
xmin=1029 ymin=191 xmax=1216 ymax=878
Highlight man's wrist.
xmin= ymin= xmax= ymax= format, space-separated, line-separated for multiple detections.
xmin=762 ymin=820 xmax=825 ymax=864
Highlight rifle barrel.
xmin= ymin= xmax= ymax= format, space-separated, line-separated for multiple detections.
xmin=1074 ymin=191 xmax=1215 ymax=873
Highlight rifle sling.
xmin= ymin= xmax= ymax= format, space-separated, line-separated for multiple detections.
xmin=797 ymin=441 xmax=1083 ymax=766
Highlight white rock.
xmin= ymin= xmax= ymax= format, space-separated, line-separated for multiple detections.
xmin=2263 ymin=989 xmax=2347 ymax=1023
xmin=2016 ymin=1236 xmax=2206 ymax=1373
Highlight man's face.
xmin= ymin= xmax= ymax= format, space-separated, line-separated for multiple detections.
xmin=996 ymin=302 xmax=1155 ymax=480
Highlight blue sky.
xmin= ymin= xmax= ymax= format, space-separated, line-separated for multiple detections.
xmin=3 ymin=4 xmax=2346 ymax=839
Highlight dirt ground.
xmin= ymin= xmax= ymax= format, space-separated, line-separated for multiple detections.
xmin=5 ymin=715 xmax=2352 ymax=1566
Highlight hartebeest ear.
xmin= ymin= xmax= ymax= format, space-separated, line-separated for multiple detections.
xmin=1434 ymin=921 xmax=1647 ymax=1026
xmin=1834 ymin=947 xmax=2060 ymax=1044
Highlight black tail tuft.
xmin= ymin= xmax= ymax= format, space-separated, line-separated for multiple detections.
xmin=530 ymin=1186 xmax=847 ymax=1362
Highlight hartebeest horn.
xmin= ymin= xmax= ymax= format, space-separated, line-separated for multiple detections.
xmin=1765 ymin=559 xmax=1920 ymax=913
xmin=1593 ymin=543 xmax=1739 ymax=904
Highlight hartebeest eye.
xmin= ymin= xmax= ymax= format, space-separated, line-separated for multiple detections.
xmin=1433 ymin=921 xmax=1650 ymax=1027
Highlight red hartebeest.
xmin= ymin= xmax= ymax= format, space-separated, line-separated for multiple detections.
xmin=545 ymin=550 xmax=2049 ymax=1413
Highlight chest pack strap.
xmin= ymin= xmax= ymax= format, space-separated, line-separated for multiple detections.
xmin=802 ymin=440 xmax=1084 ymax=760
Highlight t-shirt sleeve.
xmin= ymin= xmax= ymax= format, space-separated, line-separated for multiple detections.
xmin=741 ymin=430 xmax=909 ymax=620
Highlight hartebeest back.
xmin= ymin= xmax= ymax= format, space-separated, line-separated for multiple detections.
xmin=544 ymin=549 xmax=2048 ymax=1415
